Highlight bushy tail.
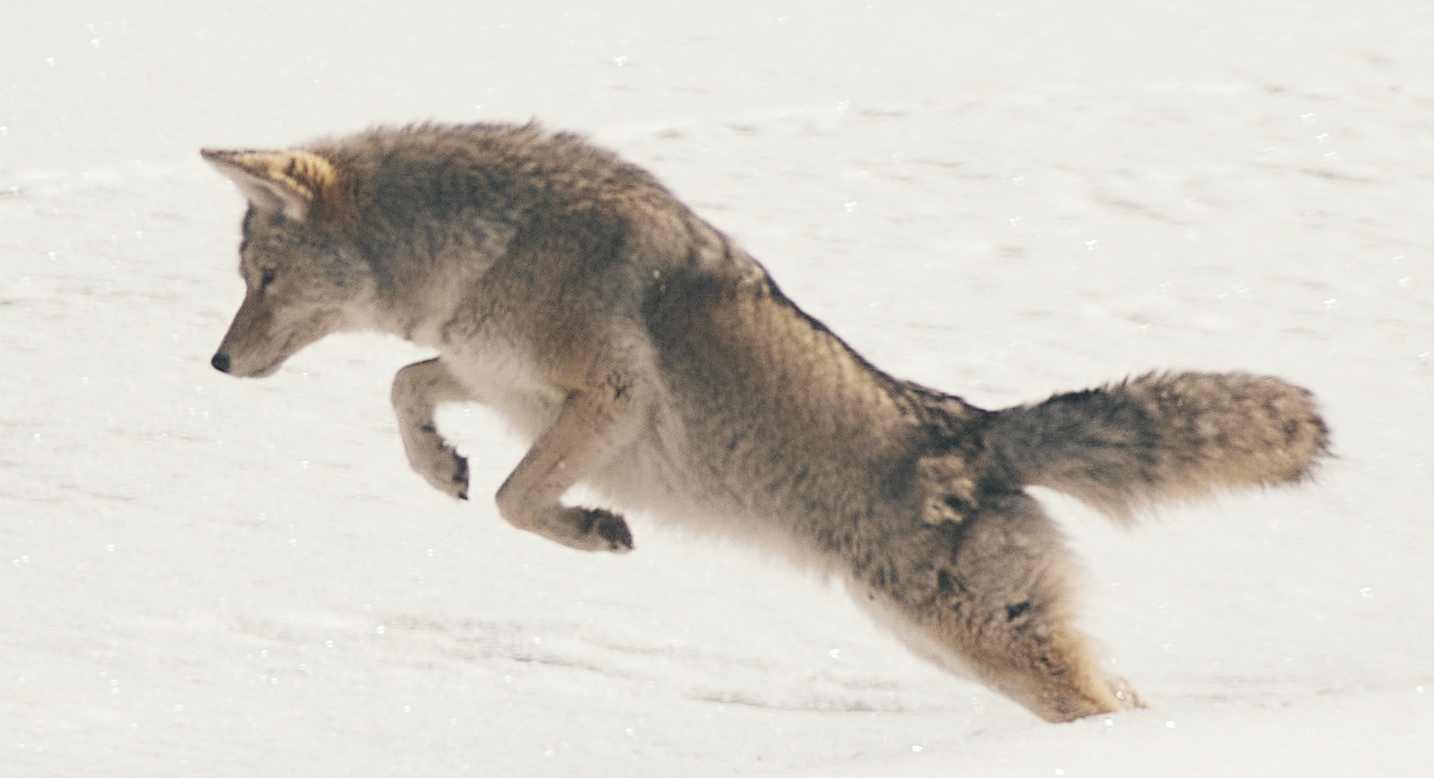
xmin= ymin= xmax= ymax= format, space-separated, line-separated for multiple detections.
xmin=987 ymin=372 xmax=1330 ymax=521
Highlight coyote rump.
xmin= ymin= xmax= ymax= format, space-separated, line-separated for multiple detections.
xmin=204 ymin=122 xmax=1328 ymax=722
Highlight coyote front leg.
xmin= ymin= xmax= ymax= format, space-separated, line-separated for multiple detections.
xmin=392 ymin=358 xmax=473 ymax=500
xmin=494 ymin=369 xmax=645 ymax=553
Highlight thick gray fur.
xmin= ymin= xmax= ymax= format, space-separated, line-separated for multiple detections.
xmin=204 ymin=123 xmax=1330 ymax=722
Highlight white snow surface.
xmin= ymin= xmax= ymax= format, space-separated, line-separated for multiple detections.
xmin=3 ymin=1 xmax=1433 ymax=775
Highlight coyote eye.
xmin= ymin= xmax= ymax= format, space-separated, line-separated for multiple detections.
xmin=259 ymin=267 xmax=277 ymax=290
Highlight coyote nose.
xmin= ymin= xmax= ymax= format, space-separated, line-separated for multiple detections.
xmin=211 ymin=352 xmax=231 ymax=373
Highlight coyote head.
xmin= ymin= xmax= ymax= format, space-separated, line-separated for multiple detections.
xmin=204 ymin=148 xmax=375 ymax=378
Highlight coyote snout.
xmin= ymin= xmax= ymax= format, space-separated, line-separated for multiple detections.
xmin=209 ymin=286 xmax=342 ymax=378
xmin=204 ymin=122 xmax=1329 ymax=723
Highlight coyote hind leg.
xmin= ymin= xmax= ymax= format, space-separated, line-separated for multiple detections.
xmin=853 ymin=492 xmax=1142 ymax=722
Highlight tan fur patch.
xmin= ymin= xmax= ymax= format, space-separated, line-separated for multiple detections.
xmin=201 ymin=149 xmax=350 ymax=223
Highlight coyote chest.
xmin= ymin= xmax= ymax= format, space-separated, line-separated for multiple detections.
xmin=441 ymin=331 xmax=567 ymax=440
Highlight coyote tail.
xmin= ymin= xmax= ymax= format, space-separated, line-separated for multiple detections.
xmin=986 ymin=371 xmax=1330 ymax=521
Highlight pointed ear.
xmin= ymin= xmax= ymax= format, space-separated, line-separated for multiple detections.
xmin=200 ymin=148 xmax=342 ymax=222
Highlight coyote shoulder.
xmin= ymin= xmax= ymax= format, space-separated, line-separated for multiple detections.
xmin=204 ymin=122 xmax=1328 ymax=722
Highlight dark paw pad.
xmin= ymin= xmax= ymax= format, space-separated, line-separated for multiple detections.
xmin=454 ymin=456 xmax=469 ymax=500
xmin=582 ymin=509 xmax=634 ymax=552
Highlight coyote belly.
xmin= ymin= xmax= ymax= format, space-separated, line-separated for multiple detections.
xmin=204 ymin=122 xmax=1329 ymax=722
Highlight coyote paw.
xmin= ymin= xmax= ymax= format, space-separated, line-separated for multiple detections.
xmin=1107 ymin=675 xmax=1147 ymax=710
xmin=498 ymin=488 xmax=635 ymax=551
xmin=578 ymin=508 xmax=635 ymax=553
xmin=532 ymin=507 xmax=634 ymax=553
xmin=416 ymin=444 xmax=469 ymax=501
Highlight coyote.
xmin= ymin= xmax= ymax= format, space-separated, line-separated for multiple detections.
xmin=204 ymin=123 xmax=1328 ymax=722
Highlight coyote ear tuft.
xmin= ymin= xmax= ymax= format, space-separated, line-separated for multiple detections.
xmin=201 ymin=148 xmax=344 ymax=222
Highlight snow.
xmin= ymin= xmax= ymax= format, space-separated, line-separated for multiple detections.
xmin=3 ymin=0 xmax=1432 ymax=774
